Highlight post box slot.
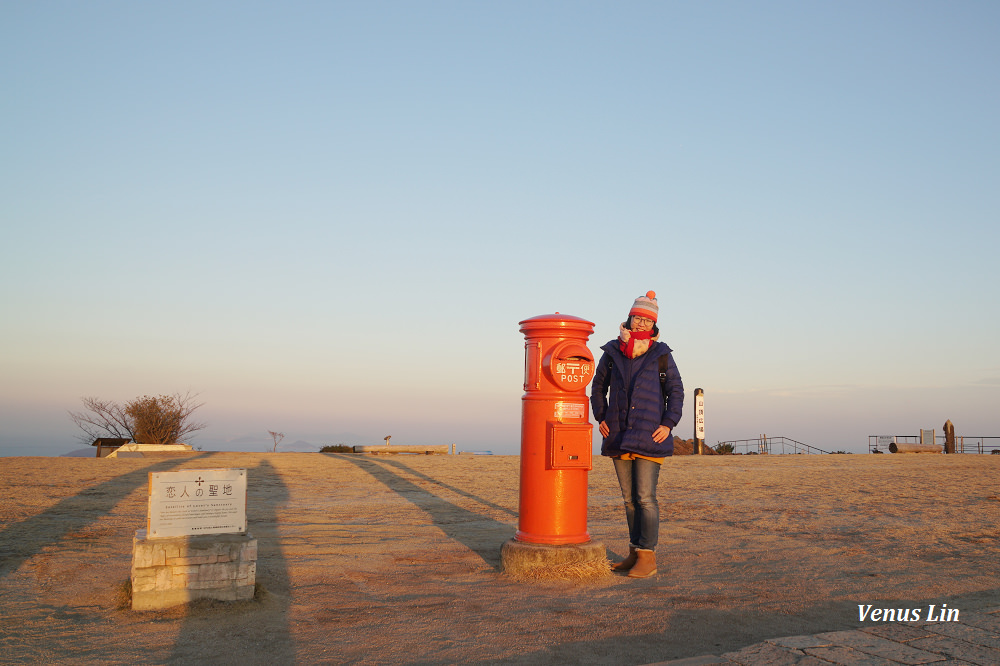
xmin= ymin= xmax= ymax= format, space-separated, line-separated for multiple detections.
xmin=545 ymin=342 xmax=595 ymax=391
xmin=548 ymin=342 xmax=593 ymax=365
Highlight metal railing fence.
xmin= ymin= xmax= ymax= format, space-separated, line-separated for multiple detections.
xmin=717 ymin=435 xmax=831 ymax=455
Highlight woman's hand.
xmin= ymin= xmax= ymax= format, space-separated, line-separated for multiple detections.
xmin=651 ymin=425 xmax=671 ymax=443
xmin=599 ymin=421 xmax=609 ymax=437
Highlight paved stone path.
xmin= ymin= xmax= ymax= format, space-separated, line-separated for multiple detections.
xmin=647 ymin=608 xmax=1000 ymax=665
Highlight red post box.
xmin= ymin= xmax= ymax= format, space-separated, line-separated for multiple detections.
xmin=516 ymin=313 xmax=596 ymax=545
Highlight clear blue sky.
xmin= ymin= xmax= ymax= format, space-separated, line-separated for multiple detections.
xmin=2 ymin=1 xmax=998 ymax=455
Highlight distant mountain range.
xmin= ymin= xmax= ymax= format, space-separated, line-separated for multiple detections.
xmin=61 ymin=448 xmax=96 ymax=458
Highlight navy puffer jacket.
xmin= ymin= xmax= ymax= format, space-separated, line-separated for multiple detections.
xmin=590 ymin=339 xmax=684 ymax=457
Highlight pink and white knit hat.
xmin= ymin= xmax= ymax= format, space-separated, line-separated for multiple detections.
xmin=629 ymin=291 xmax=658 ymax=322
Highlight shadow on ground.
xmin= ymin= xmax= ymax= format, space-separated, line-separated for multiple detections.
xmin=338 ymin=454 xmax=516 ymax=568
xmin=166 ymin=457 xmax=295 ymax=663
xmin=0 ymin=454 xmax=211 ymax=580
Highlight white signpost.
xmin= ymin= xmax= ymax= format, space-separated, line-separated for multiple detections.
xmin=694 ymin=391 xmax=705 ymax=441
xmin=693 ymin=388 xmax=705 ymax=454
xmin=147 ymin=468 xmax=247 ymax=538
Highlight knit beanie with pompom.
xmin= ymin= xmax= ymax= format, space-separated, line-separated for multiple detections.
xmin=629 ymin=291 xmax=658 ymax=322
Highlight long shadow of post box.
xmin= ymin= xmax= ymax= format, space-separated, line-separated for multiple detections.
xmin=373 ymin=456 xmax=518 ymax=520
xmin=339 ymin=455 xmax=516 ymax=568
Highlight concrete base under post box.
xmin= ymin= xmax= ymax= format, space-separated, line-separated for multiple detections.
xmin=499 ymin=538 xmax=610 ymax=581
xmin=130 ymin=530 xmax=257 ymax=611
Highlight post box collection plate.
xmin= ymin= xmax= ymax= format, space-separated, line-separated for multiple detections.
xmin=553 ymin=402 xmax=586 ymax=420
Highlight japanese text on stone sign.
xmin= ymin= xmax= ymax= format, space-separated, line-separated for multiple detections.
xmin=148 ymin=469 xmax=247 ymax=538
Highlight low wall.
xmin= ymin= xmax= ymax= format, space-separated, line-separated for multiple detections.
xmin=131 ymin=530 xmax=256 ymax=610
xmin=353 ymin=444 xmax=450 ymax=455
xmin=889 ymin=442 xmax=943 ymax=453
xmin=108 ymin=443 xmax=194 ymax=457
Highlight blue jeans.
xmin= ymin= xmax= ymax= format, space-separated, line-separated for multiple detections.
xmin=612 ymin=457 xmax=661 ymax=550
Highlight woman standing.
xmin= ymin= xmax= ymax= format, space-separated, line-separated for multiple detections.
xmin=590 ymin=291 xmax=684 ymax=578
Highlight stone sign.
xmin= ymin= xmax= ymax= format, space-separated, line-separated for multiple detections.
xmin=943 ymin=420 xmax=956 ymax=454
xmin=147 ymin=468 xmax=247 ymax=538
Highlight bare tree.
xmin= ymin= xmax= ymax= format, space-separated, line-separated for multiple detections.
xmin=268 ymin=430 xmax=285 ymax=453
xmin=69 ymin=397 xmax=133 ymax=445
xmin=69 ymin=392 xmax=205 ymax=445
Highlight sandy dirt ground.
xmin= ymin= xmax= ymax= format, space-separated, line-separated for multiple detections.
xmin=1 ymin=452 xmax=999 ymax=665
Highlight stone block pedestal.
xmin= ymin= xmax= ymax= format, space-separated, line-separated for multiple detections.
xmin=499 ymin=538 xmax=610 ymax=580
xmin=131 ymin=530 xmax=257 ymax=610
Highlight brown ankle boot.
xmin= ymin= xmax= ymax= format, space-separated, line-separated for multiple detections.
xmin=627 ymin=549 xmax=657 ymax=578
xmin=612 ymin=545 xmax=638 ymax=572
